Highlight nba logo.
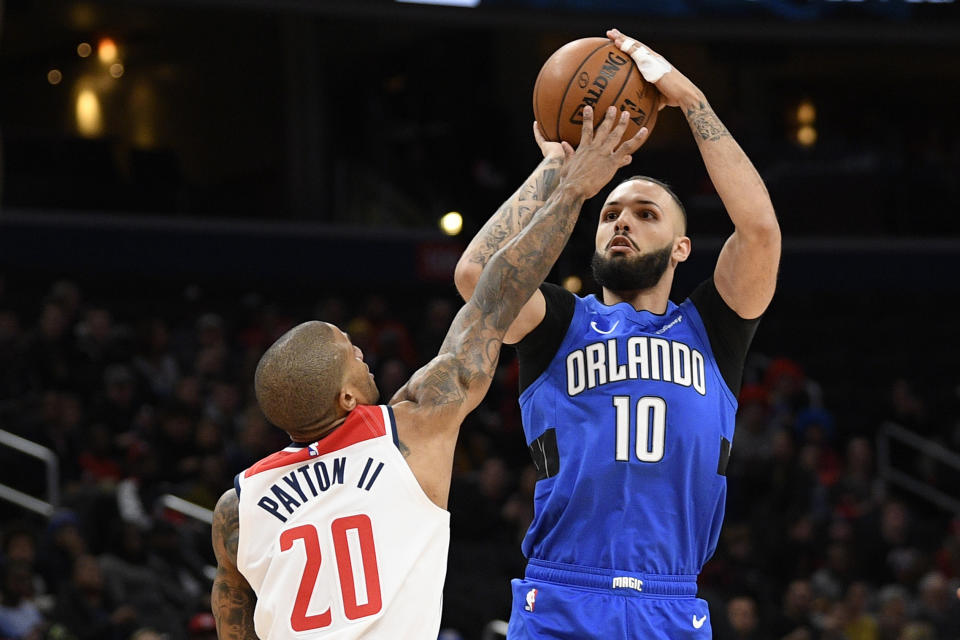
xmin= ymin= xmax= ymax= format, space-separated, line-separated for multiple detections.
xmin=308 ymin=444 xmax=320 ymax=457
xmin=524 ymin=588 xmax=538 ymax=612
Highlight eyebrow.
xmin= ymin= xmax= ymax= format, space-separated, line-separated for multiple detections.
xmin=603 ymin=198 xmax=664 ymax=212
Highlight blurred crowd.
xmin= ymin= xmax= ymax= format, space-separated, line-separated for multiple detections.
xmin=0 ymin=275 xmax=958 ymax=640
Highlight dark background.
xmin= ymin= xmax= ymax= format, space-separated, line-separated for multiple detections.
xmin=1 ymin=1 xmax=959 ymax=639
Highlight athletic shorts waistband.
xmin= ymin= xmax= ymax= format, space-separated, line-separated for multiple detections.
xmin=524 ymin=558 xmax=699 ymax=597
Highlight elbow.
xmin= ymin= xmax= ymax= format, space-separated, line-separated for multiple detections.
xmin=744 ymin=211 xmax=781 ymax=247
xmin=453 ymin=258 xmax=482 ymax=301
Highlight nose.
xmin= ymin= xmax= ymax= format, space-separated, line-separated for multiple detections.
xmin=615 ymin=220 xmax=629 ymax=233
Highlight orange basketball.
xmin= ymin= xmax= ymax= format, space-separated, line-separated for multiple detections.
xmin=533 ymin=37 xmax=660 ymax=146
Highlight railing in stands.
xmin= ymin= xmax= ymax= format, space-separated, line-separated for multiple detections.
xmin=160 ymin=493 xmax=214 ymax=525
xmin=876 ymin=421 xmax=960 ymax=514
xmin=159 ymin=493 xmax=217 ymax=581
xmin=0 ymin=429 xmax=60 ymax=516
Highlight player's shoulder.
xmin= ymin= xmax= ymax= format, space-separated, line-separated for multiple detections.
xmin=215 ymin=486 xmax=239 ymax=516
xmin=212 ymin=488 xmax=240 ymax=544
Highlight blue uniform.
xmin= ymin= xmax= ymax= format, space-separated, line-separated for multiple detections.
xmin=507 ymin=280 xmax=753 ymax=639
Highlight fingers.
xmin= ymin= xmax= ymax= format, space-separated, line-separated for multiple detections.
xmin=606 ymin=111 xmax=631 ymax=150
xmin=616 ymin=126 xmax=649 ymax=157
xmin=593 ymin=105 xmax=620 ymax=142
xmin=561 ymin=141 xmax=575 ymax=159
xmin=533 ymin=121 xmax=546 ymax=147
xmin=606 ymin=28 xmax=625 ymax=47
xmin=578 ymin=105 xmax=594 ymax=147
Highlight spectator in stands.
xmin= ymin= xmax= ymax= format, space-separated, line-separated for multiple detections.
xmin=914 ymin=571 xmax=960 ymax=638
xmin=717 ymin=595 xmax=763 ymax=640
xmin=99 ymin=523 xmax=187 ymax=639
xmin=875 ymin=584 xmax=910 ymax=640
xmin=36 ymin=512 xmax=86 ymax=596
xmin=0 ymin=561 xmax=45 ymax=639
xmin=50 ymin=554 xmax=137 ymax=640
xmin=770 ymin=579 xmax=817 ymax=639
xmin=840 ymin=581 xmax=879 ymax=640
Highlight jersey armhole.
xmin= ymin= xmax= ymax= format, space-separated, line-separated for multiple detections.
xmin=687 ymin=278 xmax=760 ymax=397
xmin=384 ymin=404 xmax=400 ymax=449
xmin=515 ymin=282 xmax=576 ymax=395
xmin=233 ymin=472 xmax=243 ymax=498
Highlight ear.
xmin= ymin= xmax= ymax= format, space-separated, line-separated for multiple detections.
xmin=337 ymin=385 xmax=359 ymax=413
xmin=672 ymin=236 xmax=691 ymax=264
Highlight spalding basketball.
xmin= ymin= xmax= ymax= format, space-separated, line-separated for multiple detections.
xmin=533 ymin=37 xmax=660 ymax=146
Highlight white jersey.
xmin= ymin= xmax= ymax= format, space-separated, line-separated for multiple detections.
xmin=235 ymin=404 xmax=450 ymax=639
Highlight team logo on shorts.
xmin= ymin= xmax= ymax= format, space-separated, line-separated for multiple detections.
xmin=524 ymin=588 xmax=538 ymax=612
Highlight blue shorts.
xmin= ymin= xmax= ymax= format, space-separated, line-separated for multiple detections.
xmin=506 ymin=559 xmax=712 ymax=639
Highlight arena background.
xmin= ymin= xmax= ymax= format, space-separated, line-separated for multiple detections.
xmin=1 ymin=1 xmax=959 ymax=638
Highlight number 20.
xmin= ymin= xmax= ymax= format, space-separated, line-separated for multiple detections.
xmin=279 ymin=514 xmax=383 ymax=631
xmin=613 ymin=395 xmax=666 ymax=462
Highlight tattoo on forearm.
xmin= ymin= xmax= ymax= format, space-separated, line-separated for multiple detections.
xmin=519 ymin=167 xmax=560 ymax=203
xmin=686 ymin=102 xmax=730 ymax=142
xmin=467 ymin=158 xmax=562 ymax=268
xmin=442 ymin=191 xmax=582 ymax=396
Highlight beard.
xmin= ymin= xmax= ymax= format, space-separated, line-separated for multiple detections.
xmin=591 ymin=242 xmax=673 ymax=293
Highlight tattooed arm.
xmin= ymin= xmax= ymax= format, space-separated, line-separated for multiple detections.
xmin=392 ymin=107 xmax=648 ymax=508
xmin=607 ymin=29 xmax=781 ymax=320
xmin=452 ymin=124 xmax=568 ymax=344
xmin=212 ymin=489 xmax=259 ymax=640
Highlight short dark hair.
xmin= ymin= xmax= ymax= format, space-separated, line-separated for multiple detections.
xmin=255 ymin=321 xmax=345 ymax=434
xmin=619 ymin=175 xmax=687 ymax=234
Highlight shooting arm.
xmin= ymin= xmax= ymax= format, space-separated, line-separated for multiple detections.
xmin=605 ymin=30 xmax=781 ymax=319
xmin=681 ymin=91 xmax=781 ymax=318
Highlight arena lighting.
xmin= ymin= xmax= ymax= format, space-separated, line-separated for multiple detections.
xmin=76 ymin=88 xmax=103 ymax=137
xmin=98 ymin=37 xmax=118 ymax=64
xmin=562 ymin=275 xmax=583 ymax=294
xmin=47 ymin=69 xmax=63 ymax=85
xmin=796 ymin=125 xmax=817 ymax=147
xmin=77 ymin=42 xmax=92 ymax=58
xmin=109 ymin=63 xmax=124 ymax=78
xmin=439 ymin=211 xmax=463 ymax=236
xmin=395 ymin=0 xmax=480 ymax=6
xmin=796 ymin=99 xmax=816 ymax=125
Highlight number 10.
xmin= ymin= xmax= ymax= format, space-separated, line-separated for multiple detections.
xmin=613 ymin=395 xmax=666 ymax=462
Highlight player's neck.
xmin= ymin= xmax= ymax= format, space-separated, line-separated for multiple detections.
xmin=601 ymin=279 xmax=671 ymax=314
xmin=289 ymin=414 xmax=348 ymax=444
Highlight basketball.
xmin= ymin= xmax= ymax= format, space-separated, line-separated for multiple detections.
xmin=533 ymin=37 xmax=660 ymax=146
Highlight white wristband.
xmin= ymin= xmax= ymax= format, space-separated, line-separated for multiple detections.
xmin=619 ymin=38 xmax=672 ymax=83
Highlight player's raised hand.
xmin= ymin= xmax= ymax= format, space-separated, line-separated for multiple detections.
xmin=533 ymin=121 xmax=574 ymax=161
xmin=606 ymin=28 xmax=699 ymax=111
xmin=560 ymin=105 xmax=648 ymax=199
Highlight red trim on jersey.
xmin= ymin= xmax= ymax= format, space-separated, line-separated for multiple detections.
xmin=244 ymin=405 xmax=386 ymax=478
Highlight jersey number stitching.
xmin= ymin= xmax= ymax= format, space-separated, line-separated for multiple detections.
xmin=279 ymin=514 xmax=384 ymax=631
xmin=613 ymin=395 xmax=666 ymax=462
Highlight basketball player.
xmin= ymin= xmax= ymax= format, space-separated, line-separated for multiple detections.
xmin=210 ymin=105 xmax=649 ymax=640
xmin=453 ymin=32 xmax=781 ymax=639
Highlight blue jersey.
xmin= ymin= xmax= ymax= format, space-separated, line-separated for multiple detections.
xmin=518 ymin=285 xmax=739 ymax=576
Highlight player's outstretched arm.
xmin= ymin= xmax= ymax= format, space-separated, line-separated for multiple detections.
xmin=392 ymin=107 xmax=648 ymax=507
xmin=211 ymin=489 xmax=259 ymax=640
xmin=453 ymin=123 xmax=572 ymax=344
xmin=608 ymin=29 xmax=781 ymax=320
